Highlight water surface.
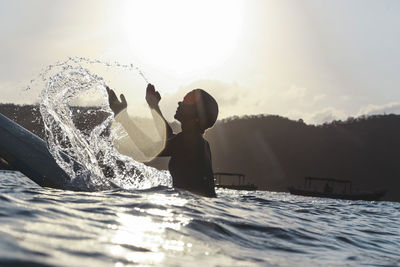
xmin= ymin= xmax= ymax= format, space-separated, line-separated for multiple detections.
xmin=0 ymin=171 xmax=399 ymax=266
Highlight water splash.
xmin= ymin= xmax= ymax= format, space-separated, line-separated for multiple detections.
xmin=35 ymin=57 xmax=171 ymax=191
xmin=25 ymin=57 xmax=150 ymax=91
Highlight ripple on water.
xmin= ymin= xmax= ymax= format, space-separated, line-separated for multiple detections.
xmin=0 ymin=172 xmax=399 ymax=266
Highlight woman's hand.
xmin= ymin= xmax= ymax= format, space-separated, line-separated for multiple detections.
xmin=106 ymin=86 xmax=127 ymax=116
xmin=145 ymin=83 xmax=161 ymax=109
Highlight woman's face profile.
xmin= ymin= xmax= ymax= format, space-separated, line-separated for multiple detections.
xmin=174 ymin=91 xmax=199 ymax=123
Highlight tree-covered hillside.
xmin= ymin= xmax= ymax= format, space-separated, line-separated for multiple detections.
xmin=206 ymin=114 xmax=400 ymax=201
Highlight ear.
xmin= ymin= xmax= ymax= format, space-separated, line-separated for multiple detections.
xmin=197 ymin=117 xmax=208 ymax=130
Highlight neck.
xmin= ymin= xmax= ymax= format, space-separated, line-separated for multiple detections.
xmin=181 ymin=121 xmax=203 ymax=134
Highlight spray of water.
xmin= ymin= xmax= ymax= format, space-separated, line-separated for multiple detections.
xmin=30 ymin=57 xmax=171 ymax=191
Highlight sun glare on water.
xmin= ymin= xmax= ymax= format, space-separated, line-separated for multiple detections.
xmin=117 ymin=0 xmax=243 ymax=75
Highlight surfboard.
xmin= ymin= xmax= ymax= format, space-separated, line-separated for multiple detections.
xmin=0 ymin=112 xmax=74 ymax=190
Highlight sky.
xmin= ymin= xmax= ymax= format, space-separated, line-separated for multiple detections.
xmin=1 ymin=0 xmax=399 ymax=124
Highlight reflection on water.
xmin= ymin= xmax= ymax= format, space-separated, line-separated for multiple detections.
xmin=105 ymin=194 xmax=190 ymax=266
xmin=0 ymin=171 xmax=399 ymax=266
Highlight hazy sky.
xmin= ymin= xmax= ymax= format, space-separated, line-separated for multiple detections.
xmin=1 ymin=0 xmax=399 ymax=124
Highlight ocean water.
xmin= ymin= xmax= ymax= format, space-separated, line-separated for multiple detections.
xmin=0 ymin=171 xmax=399 ymax=267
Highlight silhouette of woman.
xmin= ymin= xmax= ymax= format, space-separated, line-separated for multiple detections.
xmin=107 ymin=84 xmax=218 ymax=197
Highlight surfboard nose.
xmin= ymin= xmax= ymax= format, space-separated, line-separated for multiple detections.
xmin=0 ymin=112 xmax=77 ymax=190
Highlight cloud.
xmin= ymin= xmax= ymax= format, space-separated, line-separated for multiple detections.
xmin=0 ymin=1 xmax=113 ymax=104
xmin=284 ymin=107 xmax=347 ymax=125
xmin=303 ymin=102 xmax=400 ymax=125
xmin=157 ymin=80 xmax=350 ymax=125
xmin=159 ymin=79 xmax=249 ymax=120
xmin=269 ymin=85 xmax=344 ymax=124
xmin=181 ymin=80 xmax=241 ymax=107
xmin=281 ymin=85 xmax=307 ymax=99
xmin=308 ymin=108 xmax=346 ymax=125
xmin=357 ymin=102 xmax=400 ymax=116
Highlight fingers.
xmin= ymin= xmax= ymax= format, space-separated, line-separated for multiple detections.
xmin=147 ymin=83 xmax=155 ymax=90
xmin=146 ymin=83 xmax=156 ymax=95
xmin=146 ymin=83 xmax=161 ymax=98
xmin=120 ymin=94 xmax=127 ymax=107
xmin=108 ymin=88 xmax=118 ymax=103
xmin=106 ymin=86 xmax=116 ymax=99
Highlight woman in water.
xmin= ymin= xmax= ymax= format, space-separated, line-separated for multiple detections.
xmin=107 ymin=84 xmax=218 ymax=197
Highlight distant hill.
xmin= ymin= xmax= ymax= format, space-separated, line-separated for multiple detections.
xmin=205 ymin=114 xmax=400 ymax=201
xmin=1 ymin=104 xmax=399 ymax=201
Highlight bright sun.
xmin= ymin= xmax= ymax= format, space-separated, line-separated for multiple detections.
xmin=118 ymin=0 xmax=243 ymax=75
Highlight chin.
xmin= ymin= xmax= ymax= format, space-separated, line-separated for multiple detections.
xmin=174 ymin=114 xmax=182 ymax=123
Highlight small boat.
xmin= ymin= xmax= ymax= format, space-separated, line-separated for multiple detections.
xmin=288 ymin=177 xmax=386 ymax=201
xmin=214 ymin=172 xmax=257 ymax=190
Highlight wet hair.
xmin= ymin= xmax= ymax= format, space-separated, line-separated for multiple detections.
xmin=191 ymin=89 xmax=219 ymax=132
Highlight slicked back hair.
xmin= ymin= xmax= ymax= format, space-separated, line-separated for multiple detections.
xmin=192 ymin=89 xmax=219 ymax=132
